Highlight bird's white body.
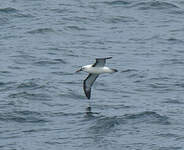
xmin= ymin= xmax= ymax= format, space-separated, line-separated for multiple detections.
xmin=76 ymin=57 xmax=117 ymax=99
xmin=83 ymin=65 xmax=115 ymax=74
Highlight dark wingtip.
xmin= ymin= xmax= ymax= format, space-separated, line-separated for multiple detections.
xmin=86 ymin=92 xmax=90 ymax=99
xmin=106 ymin=57 xmax=112 ymax=59
xmin=83 ymin=84 xmax=91 ymax=99
xmin=96 ymin=57 xmax=112 ymax=60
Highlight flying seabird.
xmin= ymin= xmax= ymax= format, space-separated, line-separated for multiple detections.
xmin=76 ymin=57 xmax=118 ymax=99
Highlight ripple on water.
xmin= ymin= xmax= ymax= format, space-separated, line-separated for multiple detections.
xmin=59 ymin=90 xmax=84 ymax=100
xmin=87 ymin=111 xmax=170 ymax=136
xmin=105 ymin=16 xmax=137 ymax=24
xmin=0 ymin=7 xmax=18 ymax=13
xmin=65 ymin=25 xmax=87 ymax=31
xmin=121 ymin=69 xmax=138 ymax=73
xmin=0 ymin=81 xmax=17 ymax=92
xmin=27 ymin=28 xmax=55 ymax=34
xmin=0 ymin=71 xmax=12 ymax=76
xmin=0 ymin=7 xmax=33 ymax=19
xmin=0 ymin=110 xmax=48 ymax=123
xmin=166 ymin=38 xmax=184 ymax=45
xmin=88 ymin=116 xmax=120 ymax=135
xmin=34 ymin=58 xmax=67 ymax=66
xmin=124 ymin=111 xmax=170 ymax=125
xmin=17 ymin=79 xmax=45 ymax=90
xmin=160 ymin=58 xmax=184 ymax=66
xmin=131 ymin=1 xmax=179 ymax=10
xmin=163 ymin=98 xmax=184 ymax=105
xmin=51 ymin=71 xmax=74 ymax=76
xmin=8 ymin=91 xmax=51 ymax=101
xmin=102 ymin=0 xmax=131 ymax=6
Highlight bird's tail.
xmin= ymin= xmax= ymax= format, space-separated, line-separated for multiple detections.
xmin=111 ymin=69 xmax=118 ymax=72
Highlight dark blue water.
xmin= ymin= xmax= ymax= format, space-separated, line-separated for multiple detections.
xmin=1 ymin=0 xmax=184 ymax=149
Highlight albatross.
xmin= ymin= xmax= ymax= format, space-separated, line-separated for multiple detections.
xmin=76 ymin=57 xmax=118 ymax=99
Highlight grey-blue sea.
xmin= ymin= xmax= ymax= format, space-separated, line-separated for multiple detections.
xmin=1 ymin=0 xmax=184 ymax=149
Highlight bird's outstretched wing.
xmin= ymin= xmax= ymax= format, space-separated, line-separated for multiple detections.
xmin=92 ymin=57 xmax=112 ymax=67
xmin=83 ymin=74 xmax=99 ymax=99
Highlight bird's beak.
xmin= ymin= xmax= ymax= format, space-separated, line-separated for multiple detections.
xmin=76 ymin=68 xmax=82 ymax=73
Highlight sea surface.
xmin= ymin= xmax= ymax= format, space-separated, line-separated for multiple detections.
xmin=1 ymin=0 xmax=184 ymax=149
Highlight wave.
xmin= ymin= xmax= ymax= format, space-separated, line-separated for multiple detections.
xmin=34 ymin=58 xmax=67 ymax=66
xmin=16 ymin=79 xmax=45 ymax=90
xmin=65 ymin=25 xmax=87 ymax=31
xmin=131 ymin=1 xmax=179 ymax=10
xmin=8 ymin=91 xmax=51 ymax=101
xmin=105 ymin=16 xmax=137 ymax=24
xmin=160 ymin=58 xmax=184 ymax=66
xmin=0 ymin=7 xmax=18 ymax=13
xmin=59 ymin=90 xmax=84 ymax=100
xmin=166 ymin=38 xmax=184 ymax=45
xmin=121 ymin=69 xmax=138 ymax=73
xmin=52 ymin=71 xmax=74 ymax=76
xmin=124 ymin=111 xmax=170 ymax=125
xmin=101 ymin=0 xmax=180 ymax=13
xmin=27 ymin=28 xmax=55 ymax=34
xmin=163 ymin=99 xmax=184 ymax=104
xmin=0 ymin=110 xmax=48 ymax=123
xmin=0 ymin=7 xmax=33 ymax=18
xmin=87 ymin=111 xmax=170 ymax=135
xmin=88 ymin=116 xmax=120 ymax=135
xmin=103 ymin=0 xmax=131 ymax=6
xmin=0 ymin=81 xmax=17 ymax=92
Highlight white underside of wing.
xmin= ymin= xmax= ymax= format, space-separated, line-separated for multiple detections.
xmin=85 ymin=67 xmax=114 ymax=74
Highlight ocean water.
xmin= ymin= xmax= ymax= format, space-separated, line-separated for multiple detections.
xmin=1 ymin=0 xmax=184 ymax=149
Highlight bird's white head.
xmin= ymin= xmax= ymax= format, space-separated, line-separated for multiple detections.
xmin=76 ymin=66 xmax=85 ymax=73
xmin=76 ymin=65 xmax=91 ymax=73
xmin=76 ymin=67 xmax=82 ymax=73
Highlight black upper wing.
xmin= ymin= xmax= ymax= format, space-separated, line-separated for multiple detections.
xmin=92 ymin=57 xmax=112 ymax=67
xmin=83 ymin=74 xmax=99 ymax=99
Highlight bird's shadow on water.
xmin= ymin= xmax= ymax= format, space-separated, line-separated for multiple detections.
xmin=85 ymin=106 xmax=100 ymax=117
